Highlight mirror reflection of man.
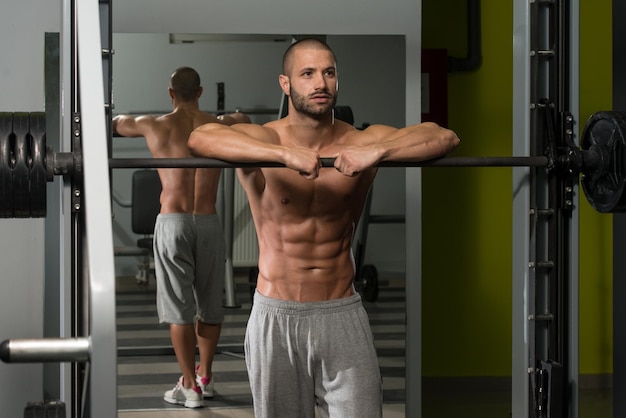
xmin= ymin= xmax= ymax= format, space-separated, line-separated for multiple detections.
xmin=113 ymin=66 xmax=250 ymax=408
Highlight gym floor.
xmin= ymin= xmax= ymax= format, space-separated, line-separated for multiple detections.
xmin=114 ymin=272 xmax=612 ymax=418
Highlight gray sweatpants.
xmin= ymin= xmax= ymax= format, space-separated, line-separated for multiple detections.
xmin=245 ymin=291 xmax=382 ymax=418
xmin=153 ymin=213 xmax=225 ymax=325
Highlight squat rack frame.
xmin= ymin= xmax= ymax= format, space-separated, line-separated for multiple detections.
xmin=24 ymin=0 xmax=583 ymax=417
xmin=512 ymin=0 xmax=579 ymax=416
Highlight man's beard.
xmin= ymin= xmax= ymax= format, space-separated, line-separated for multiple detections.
xmin=290 ymin=87 xmax=337 ymax=119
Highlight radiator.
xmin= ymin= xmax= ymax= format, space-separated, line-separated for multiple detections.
xmin=232 ymin=181 xmax=259 ymax=267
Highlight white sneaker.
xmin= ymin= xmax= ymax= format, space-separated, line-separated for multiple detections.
xmin=163 ymin=376 xmax=204 ymax=408
xmin=195 ymin=374 xmax=215 ymax=398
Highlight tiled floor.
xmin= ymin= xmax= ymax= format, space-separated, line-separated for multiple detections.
xmin=115 ymin=273 xmax=613 ymax=418
xmin=118 ymin=405 xmax=408 ymax=418
xmin=117 ymin=405 xmax=407 ymax=418
xmin=116 ymin=272 xmax=407 ymax=417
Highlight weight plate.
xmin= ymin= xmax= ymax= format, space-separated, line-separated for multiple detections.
xmin=581 ymin=111 xmax=626 ymax=213
xmin=0 ymin=113 xmax=13 ymax=217
xmin=361 ymin=264 xmax=379 ymax=302
xmin=12 ymin=112 xmax=31 ymax=217
xmin=248 ymin=266 xmax=259 ymax=302
xmin=29 ymin=112 xmax=47 ymax=217
xmin=24 ymin=400 xmax=66 ymax=418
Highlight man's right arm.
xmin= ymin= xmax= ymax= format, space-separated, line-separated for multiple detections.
xmin=112 ymin=114 xmax=153 ymax=138
xmin=188 ymin=123 xmax=322 ymax=179
xmin=188 ymin=123 xmax=282 ymax=162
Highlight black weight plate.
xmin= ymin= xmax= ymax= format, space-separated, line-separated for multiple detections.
xmin=24 ymin=400 xmax=66 ymax=418
xmin=12 ymin=112 xmax=31 ymax=217
xmin=581 ymin=111 xmax=626 ymax=213
xmin=361 ymin=264 xmax=379 ymax=302
xmin=248 ymin=266 xmax=259 ymax=301
xmin=29 ymin=112 xmax=47 ymax=217
xmin=0 ymin=113 xmax=13 ymax=217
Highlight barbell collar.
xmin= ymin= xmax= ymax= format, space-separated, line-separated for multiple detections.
xmin=581 ymin=144 xmax=607 ymax=177
xmin=48 ymin=150 xmax=82 ymax=178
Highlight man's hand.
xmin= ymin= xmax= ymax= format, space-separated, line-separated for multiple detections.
xmin=284 ymin=147 xmax=322 ymax=180
xmin=333 ymin=146 xmax=382 ymax=177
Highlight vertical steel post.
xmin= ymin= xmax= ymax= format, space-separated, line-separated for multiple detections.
xmin=566 ymin=2 xmax=580 ymax=416
xmin=76 ymin=0 xmax=118 ymax=416
xmin=223 ymin=168 xmax=240 ymax=308
xmin=512 ymin=1 xmax=533 ymax=416
xmin=513 ymin=0 xmax=579 ymax=416
xmin=614 ymin=2 xmax=626 ymax=416
xmin=43 ymin=11 xmax=74 ymax=406
xmin=405 ymin=29 xmax=423 ymax=417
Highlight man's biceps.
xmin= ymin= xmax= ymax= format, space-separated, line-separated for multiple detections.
xmin=234 ymin=125 xmax=274 ymax=142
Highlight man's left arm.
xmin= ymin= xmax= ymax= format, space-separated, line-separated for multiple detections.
xmin=334 ymin=122 xmax=460 ymax=176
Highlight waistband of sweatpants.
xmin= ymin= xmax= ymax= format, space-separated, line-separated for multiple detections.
xmin=156 ymin=213 xmax=194 ymax=221
xmin=193 ymin=213 xmax=220 ymax=223
xmin=252 ymin=290 xmax=363 ymax=316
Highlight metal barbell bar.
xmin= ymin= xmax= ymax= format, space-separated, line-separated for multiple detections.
xmin=108 ymin=155 xmax=552 ymax=169
xmin=1 ymin=110 xmax=625 ymax=217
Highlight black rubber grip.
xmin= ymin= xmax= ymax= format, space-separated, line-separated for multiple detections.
xmin=0 ymin=340 xmax=10 ymax=363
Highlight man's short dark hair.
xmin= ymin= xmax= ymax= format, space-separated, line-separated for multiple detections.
xmin=282 ymin=38 xmax=336 ymax=75
xmin=170 ymin=67 xmax=201 ymax=101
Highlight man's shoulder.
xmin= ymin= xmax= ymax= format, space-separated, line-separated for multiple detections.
xmin=263 ymin=119 xmax=281 ymax=129
xmin=198 ymin=110 xmax=220 ymax=122
xmin=159 ymin=109 xmax=217 ymax=126
xmin=153 ymin=112 xmax=176 ymax=123
xmin=191 ymin=110 xmax=221 ymax=128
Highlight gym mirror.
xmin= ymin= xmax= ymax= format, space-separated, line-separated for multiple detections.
xmin=112 ymin=33 xmax=407 ymax=411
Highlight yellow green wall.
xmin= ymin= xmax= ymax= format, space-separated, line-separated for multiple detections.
xmin=578 ymin=0 xmax=613 ymax=376
xmin=421 ymin=0 xmax=613 ymax=377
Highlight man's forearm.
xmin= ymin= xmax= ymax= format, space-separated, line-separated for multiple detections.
xmin=378 ymin=123 xmax=460 ymax=163
xmin=189 ymin=124 xmax=285 ymax=163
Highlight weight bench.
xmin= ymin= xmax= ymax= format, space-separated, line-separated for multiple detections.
xmin=130 ymin=169 xmax=161 ymax=284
